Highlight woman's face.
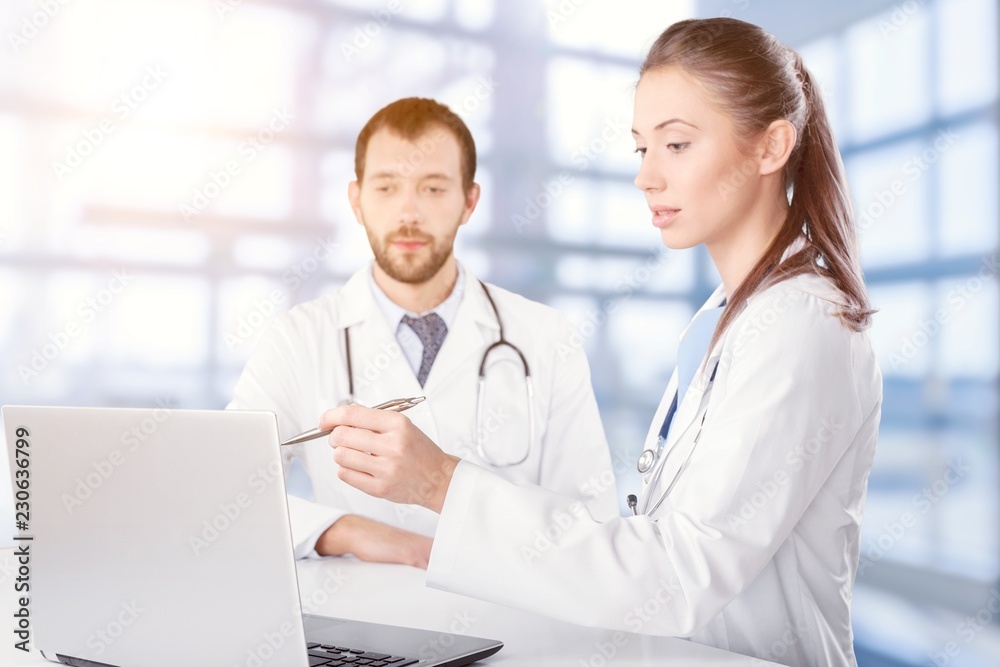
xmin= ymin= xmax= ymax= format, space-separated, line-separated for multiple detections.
xmin=632 ymin=66 xmax=765 ymax=251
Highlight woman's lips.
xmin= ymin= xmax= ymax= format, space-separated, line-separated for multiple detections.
xmin=651 ymin=208 xmax=680 ymax=228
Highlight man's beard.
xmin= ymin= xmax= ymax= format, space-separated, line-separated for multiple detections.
xmin=367 ymin=224 xmax=458 ymax=284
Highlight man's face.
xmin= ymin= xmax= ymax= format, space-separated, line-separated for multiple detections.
xmin=349 ymin=126 xmax=479 ymax=284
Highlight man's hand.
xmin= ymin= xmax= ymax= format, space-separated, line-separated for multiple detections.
xmin=315 ymin=514 xmax=433 ymax=569
xmin=319 ymin=404 xmax=459 ymax=513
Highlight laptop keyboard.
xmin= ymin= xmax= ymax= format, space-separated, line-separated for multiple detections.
xmin=306 ymin=642 xmax=419 ymax=667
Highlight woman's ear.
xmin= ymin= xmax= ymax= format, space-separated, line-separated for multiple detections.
xmin=758 ymin=119 xmax=797 ymax=176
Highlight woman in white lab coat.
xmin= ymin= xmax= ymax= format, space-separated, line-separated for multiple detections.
xmin=319 ymin=18 xmax=882 ymax=667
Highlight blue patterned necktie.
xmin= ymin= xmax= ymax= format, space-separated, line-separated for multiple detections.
xmin=401 ymin=312 xmax=448 ymax=387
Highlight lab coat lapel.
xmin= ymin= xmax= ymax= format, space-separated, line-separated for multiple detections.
xmin=642 ymin=285 xmax=728 ymax=507
xmin=421 ymin=267 xmax=497 ymax=392
xmin=335 ymin=266 xmax=424 ymax=405
xmin=663 ymin=284 xmax=728 ymax=450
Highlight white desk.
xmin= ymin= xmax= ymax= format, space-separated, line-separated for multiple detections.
xmin=0 ymin=548 xmax=780 ymax=666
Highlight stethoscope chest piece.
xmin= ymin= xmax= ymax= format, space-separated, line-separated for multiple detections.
xmin=637 ymin=448 xmax=655 ymax=474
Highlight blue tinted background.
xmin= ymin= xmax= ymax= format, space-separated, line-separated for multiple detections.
xmin=0 ymin=0 xmax=996 ymax=665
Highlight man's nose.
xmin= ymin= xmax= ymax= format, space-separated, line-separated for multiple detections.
xmin=398 ymin=187 xmax=421 ymax=225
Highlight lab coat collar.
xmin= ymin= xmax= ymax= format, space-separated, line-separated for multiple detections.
xmin=677 ymin=283 xmax=727 ymax=352
xmin=684 ymin=233 xmax=810 ymax=356
xmin=335 ymin=260 xmax=498 ymax=331
xmin=334 ymin=264 xmax=378 ymax=330
xmin=642 ymin=234 xmax=814 ymax=491
xmin=333 ymin=260 xmax=500 ymax=394
xmin=331 ymin=265 xmax=423 ymax=405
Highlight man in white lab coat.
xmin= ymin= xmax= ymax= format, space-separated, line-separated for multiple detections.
xmin=228 ymin=97 xmax=617 ymax=564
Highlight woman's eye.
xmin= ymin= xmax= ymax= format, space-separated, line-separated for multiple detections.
xmin=634 ymin=147 xmax=647 ymax=157
xmin=667 ymin=143 xmax=690 ymax=153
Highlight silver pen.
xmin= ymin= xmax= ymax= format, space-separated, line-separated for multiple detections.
xmin=279 ymin=396 xmax=426 ymax=446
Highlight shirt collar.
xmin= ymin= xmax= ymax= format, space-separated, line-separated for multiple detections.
xmin=368 ymin=261 xmax=467 ymax=331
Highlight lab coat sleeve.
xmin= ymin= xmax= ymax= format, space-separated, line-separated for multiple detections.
xmin=427 ymin=289 xmax=875 ymax=636
xmin=227 ymin=315 xmax=348 ymax=560
xmin=537 ymin=314 xmax=619 ymax=521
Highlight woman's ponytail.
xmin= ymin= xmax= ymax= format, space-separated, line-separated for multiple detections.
xmin=640 ymin=18 xmax=875 ymax=352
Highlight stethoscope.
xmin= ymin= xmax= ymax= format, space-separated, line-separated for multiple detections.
xmin=628 ymin=358 xmax=721 ymax=517
xmin=342 ymin=279 xmax=534 ymax=467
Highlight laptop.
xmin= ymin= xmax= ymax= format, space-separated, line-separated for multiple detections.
xmin=2 ymin=405 xmax=503 ymax=667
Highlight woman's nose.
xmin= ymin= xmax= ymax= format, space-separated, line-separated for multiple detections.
xmin=634 ymin=153 xmax=665 ymax=192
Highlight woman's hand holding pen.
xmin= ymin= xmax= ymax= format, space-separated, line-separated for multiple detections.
xmin=319 ymin=403 xmax=460 ymax=513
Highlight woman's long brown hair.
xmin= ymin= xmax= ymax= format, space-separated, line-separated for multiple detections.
xmin=640 ymin=18 xmax=874 ymax=351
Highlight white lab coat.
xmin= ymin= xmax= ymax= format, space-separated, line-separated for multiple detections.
xmin=228 ymin=262 xmax=618 ymax=558
xmin=426 ymin=265 xmax=882 ymax=667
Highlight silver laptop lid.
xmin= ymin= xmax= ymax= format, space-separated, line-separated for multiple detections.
xmin=2 ymin=405 xmax=309 ymax=667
